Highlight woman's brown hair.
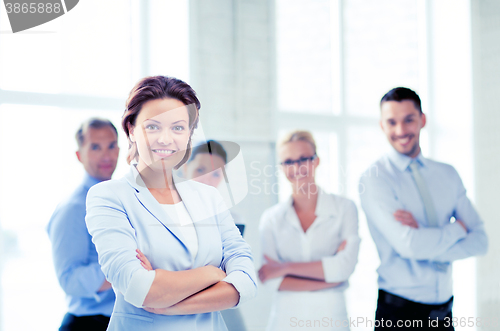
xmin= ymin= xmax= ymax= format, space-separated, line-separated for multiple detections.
xmin=122 ymin=76 xmax=201 ymax=168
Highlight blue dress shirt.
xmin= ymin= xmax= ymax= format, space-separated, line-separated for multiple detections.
xmin=359 ymin=150 xmax=488 ymax=304
xmin=47 ymin=173 xmax=115 ymax=316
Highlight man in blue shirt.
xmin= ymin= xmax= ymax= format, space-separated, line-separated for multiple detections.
xmin=359 ymin=87 xmax=488 ymax=330
xmin=48 ymin=118 xmax=119 ymax=331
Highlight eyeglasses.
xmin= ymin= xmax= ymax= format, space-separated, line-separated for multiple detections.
xmin=280 ymin=154 xmax=317 ymax=166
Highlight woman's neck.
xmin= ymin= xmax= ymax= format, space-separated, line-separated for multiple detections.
xmin=292 ymin=182 xmax=318 ymax=212
xmin=136 ymin=160 xmax=175 ymax=190
xmin=136 ymin=160 xmax=182 ymax=204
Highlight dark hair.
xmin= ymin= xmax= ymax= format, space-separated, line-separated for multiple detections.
xmin=380 ymin=87 xmax=422 ymax=113
xmin=75 ymin=118 xmax=118 ymax=148
xmin=121 ymin=76 xmax=201 ymax=167
xmin=189 ymin=140 xmax=227 ymax=164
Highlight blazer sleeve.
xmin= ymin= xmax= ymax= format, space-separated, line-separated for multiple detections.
xmin=215 ymin=191 xmax=258 ymax=308
xmin=321 ymin=199 xmax=361 ymax=283
xmin=85 ymin=183 xmax=155 ymax=308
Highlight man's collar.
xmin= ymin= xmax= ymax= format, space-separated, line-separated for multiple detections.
xmin=83 ymin=172 xmax=102 ymax=189
xmin=387 ymin=148 xmax=427 ymax=172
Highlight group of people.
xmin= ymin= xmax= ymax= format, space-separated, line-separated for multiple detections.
xmin=47 ymin=76 xmax=487 ymax=331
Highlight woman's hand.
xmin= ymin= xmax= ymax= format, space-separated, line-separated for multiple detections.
xmin=136 ymin=249 xmax=153 ymax=271
xmin=336 ymin=240 xmax=347 ymax=253
xmin=137 ymin=249 xmax=226 ymax=282
xmin=258 ymin=255 xmax=288 ymax=283
xmin=208 ymin=265 xmax=227 ymax=282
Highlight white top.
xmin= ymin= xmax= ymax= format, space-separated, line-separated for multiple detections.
xmin=259 ymin=188 xmax=360 ymax=330
xmin=162 ymin=202 xmax=199 ymax=259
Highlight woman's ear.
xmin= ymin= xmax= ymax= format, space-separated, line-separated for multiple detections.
xmin=128 ymin=123 xmax=136 ymax=143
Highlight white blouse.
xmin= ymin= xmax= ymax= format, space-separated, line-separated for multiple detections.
xmin=162 ymin=202 xmax=199 ymax=259
xmin=260 ymin=188 xmax=360 ymax=287
xmin=259 ymin=188 xmax=360 ymax=330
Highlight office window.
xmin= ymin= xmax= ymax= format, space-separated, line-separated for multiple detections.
xmin=0 ymin=0 xmax=133 ymax=97
xmin=275 ymin=1 xmax=474 ymax=330
xmin=276 ymin=0 xmax=336 ymax=114
xmin=343 ymin=0 xmax=420 ymax=117
xmin=0 ymin=105 xmax=126 ymax=331
xmin=0 ymin=1 xmax=189 ymax=330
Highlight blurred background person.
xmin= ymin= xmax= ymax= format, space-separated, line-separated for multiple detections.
xmin=359 ymin=87 xmax=488 ymax=330
xmin=1 ymin=2 xmax=495 ymax=330
xmin=182 ymin=139 xmax=247 ymax=331
xmin=258 ymin=130 xmax=360 ymax=331
xmin=47 ymin=118 xmax=119 ymax=331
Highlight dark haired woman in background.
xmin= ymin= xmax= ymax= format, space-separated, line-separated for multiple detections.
xmin=182 ymin=140 xmax=247 ymax=331
xmin=85 ymin=76 xmax=257 ymax=331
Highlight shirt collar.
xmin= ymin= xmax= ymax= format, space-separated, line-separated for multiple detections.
xmin=315 ymin=187 xmax=337 ymax=217
xmin=285 ymin=187 xmax=337 ymax=218
xmin=387 ymin=148 xmax=427 ymax=172
xmin=82 ymin=172 xmax=102 ymax=189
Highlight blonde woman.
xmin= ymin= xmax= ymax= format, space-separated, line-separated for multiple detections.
xmin=258 ymin=131 xmax=360 ymax=330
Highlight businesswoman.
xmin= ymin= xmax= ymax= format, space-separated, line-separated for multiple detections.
xmin=85 ymin=76 xmax=257 ymax=331
xmin=258 ymin=131 xmax=360 ymax=331
xmin=138 ymin=140 xmax=248 ymax=331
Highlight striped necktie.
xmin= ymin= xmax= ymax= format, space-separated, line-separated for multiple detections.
xmin=409 ymin=160 xmax=449 ymax=272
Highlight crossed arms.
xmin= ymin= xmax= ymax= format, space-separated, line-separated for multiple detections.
xmin=85 ymin=183 xmax=257 ymax=316
xmin=136 ymin=250 xmax=239 ymax=315
xmin=359 ymin=173 xmax=488 ymax=262
xmin=258 ymin=243 xmax=346 ymax=291
xmin=258 ymin=200 xmax=360 ymax=291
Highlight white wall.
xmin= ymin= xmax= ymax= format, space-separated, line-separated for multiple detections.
xmin=471 ymin=0 xmax=500 ymax=329
xmin=189 ymin=1 xmax=277 ymax=330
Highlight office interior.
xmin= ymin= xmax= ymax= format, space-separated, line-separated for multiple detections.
xmin=0 ymin=0 xmax=498 ymax=330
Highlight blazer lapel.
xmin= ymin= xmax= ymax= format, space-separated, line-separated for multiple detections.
xmin=174 ymin=176 xmax=214 ymax=266
xmin=125 ymin=165 xmax=187 ymax=247
xmin=174 ymin=178 xmax=209 ymax=224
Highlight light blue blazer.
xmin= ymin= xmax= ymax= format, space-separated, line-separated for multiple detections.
xmin=85 ymin=165 xmax=257 ymax=331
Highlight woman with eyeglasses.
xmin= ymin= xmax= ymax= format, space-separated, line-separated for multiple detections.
xmin=258 ymin=130 xmax=360 ymax=331
xmin=182 ymin=140 xmax=248 ymax=331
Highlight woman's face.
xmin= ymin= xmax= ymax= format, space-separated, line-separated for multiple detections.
xmin=278 ymin=140 xmax=319 ymax=187
xmin=129 ymin=98 xmax=191 ymax=172
xmin=184 ymin=153 xmax=225 ymax=188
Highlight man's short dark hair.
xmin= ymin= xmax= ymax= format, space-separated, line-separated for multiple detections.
xmin=75 ymin=118 xmax=118 ymax=148
xmin=189 ymin=140 xmax=227 ymax=164
xmin=380 ymin=87 xmax=422 ymax=113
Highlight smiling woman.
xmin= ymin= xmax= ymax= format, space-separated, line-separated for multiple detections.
xmin=85 ymin=76 xmax=257 ymax=331
xmin=128 ymin=98 xmax=192 ymax=197
xmin=259 ymin=130 xmax=360 ymax=331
